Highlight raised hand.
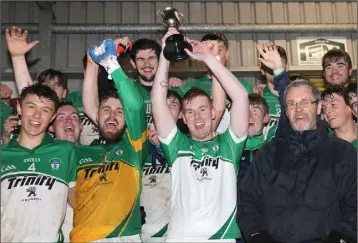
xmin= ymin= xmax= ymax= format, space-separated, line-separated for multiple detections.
xmin=113 ymin=36 xmax=132 ymax=54
xmin=0 ymin=84 xmax=13 ymax=99
xmin=184 ymin=40 xmax=214 ymax=62
xmin=161 ymin=27 xmax=180 ymax=48
xmin=88 ymin=39 xmax=117 ymax=65
xmin=256 ymin=44 xmax=283 ymax=71
xmin=5 ymin=26 xmax=39 ymax=57
xmin=168 ymin=77 xmax=184 ymax=88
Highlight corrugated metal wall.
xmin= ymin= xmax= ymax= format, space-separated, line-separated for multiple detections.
xmin=1 ymin=1 xmax=357 ymax=91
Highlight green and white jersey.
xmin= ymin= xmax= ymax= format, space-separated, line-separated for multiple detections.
xmin=141 ymin=160 xmax=171 ymax=242
xmin=158 ymin=126 xmax=247 ymax=241
xmin=263 ymin=87 xmax=280 ymax=138
xmin=65 ymin=91 xmax=99 ymax=145
xmin=181 ymin=75 xmax=253 ymax=134
xmin=135 ymin=81 xmax=152 ymax=127
xmin=1 ymin=134 xmax=78 ymax=242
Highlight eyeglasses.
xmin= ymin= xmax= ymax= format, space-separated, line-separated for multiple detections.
xmin=286 ymin=99 xmax=319 ymax=110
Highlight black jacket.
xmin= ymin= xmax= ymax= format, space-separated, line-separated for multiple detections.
xmin=237 ymin=72 xmax=357 ymax=243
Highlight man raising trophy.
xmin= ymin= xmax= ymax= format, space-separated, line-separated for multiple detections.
xmin=157 ymin=7 xmax=192 ymax=62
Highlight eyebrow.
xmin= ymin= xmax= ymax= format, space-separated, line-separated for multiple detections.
xmin=25 ymin=101 xmax=54 ymax=112
xmin=57 ymin=112 xmax=79 ymax=116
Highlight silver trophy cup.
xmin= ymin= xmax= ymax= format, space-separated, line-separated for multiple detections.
xmin=157 ymin=7 xmax=192 ymax=62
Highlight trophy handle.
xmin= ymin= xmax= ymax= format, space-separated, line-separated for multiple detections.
xmin=176 ymin=11 xmax=184 ymax=24
xmin=157 ymin=10 xmax=165 ymax=24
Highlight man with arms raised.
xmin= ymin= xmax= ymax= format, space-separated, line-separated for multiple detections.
xmin=70 ymin=39 xmax=147 ymax=242
xmin=1 ymin=84 xmax=77 ymax=242
xmin=5 ymin=26 xmax=99 ymax=145
xmin=152 ymin=29 xmax=248 ymax=242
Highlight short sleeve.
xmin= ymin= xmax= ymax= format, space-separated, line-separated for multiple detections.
xmin=68 ymin=144 xmax=79 ymax=188
xmin=158 ymin=126 xmax=188 ymax=167
xmin=218 ymin=127 xmax=247 ymax=171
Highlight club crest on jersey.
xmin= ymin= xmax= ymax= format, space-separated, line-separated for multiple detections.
xmin=49 ymin=158 xmax=61 ymax=170
xmin=212 ymin=143 xmax=219 ymax=152
xmin=115 ymin=148 xmax=123 ymax=155
xmin=201 ymin=145 xmax=209 ymax=155
xmin=149 ymin=175 xmax=157 ymax=183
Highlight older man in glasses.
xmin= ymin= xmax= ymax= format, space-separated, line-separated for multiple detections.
xmin=238 ymin=46 xmax=357 ymax=243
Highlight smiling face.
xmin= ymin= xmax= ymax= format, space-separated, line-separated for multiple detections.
xmin=323 ymin=57 xmax=352 ymax=87
xmin=182 ymin=95 xmax=215 ymax=141
xmin=248 ymin=103 xmax=270 ymax=136
xmin=97 ymin=97 xmax=125 ymax=141
xmin=130 ymin=49 xmax=159 ymax=83
xmin=53 ymin=105 xmax=82 ymax=144
xmin=17 ymin=94 xmax=56 ymax=137
xmin=322 ymin=93 xmax=353 ymax=129
xmin=285 ymin=86 xmax=321 ymax=131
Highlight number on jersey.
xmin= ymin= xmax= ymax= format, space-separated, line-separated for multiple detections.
xmin=28 ymin=163 xmax=36 ymax=171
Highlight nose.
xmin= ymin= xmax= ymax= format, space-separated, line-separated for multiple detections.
xmin=33 ymin=108 xmax=41 ymax=118
xmin=331 ymin=67 xmax=338 ymax=74
xmin=144 ymin=58 xmax=150 ymax=67
xmin=194 ymin=111 xmax=201 ymax=119
xmin=64 ymin=118 xmax=73 ymax=125
xmin=294 ymin=103 xmax=303 ymax=111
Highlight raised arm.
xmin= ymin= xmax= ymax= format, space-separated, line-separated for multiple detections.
xmin=83 ymin=37 xmax=131 ymax=125
xmin=89 ymin=40 xmax=147 ymax=152
xmin=82 ymin=53 xmax=99 ymax=125
xmin=151 ymin=28 xmax=179 ymax=138
xmin=5 ymin=27 xmax=39 ymax=93
xmin=256 ymin=45 xmax=289 ymax=137
xmin=211 ymin=74 xmax=226 ymax=132
xmin=185 ymin=41 xmax=248 ymax=137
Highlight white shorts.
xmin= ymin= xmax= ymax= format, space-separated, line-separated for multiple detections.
xmin=90 ymin=234 xmax=142 ymax=243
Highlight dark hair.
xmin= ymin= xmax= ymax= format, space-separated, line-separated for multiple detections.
xmin=322 ymin=49 xmax=352 ymax=70
xmin=321 ymin=84 xmax=350 ymax=105
xmin=182 ymin=87 xmax=211 ymax=110
xmin=37 ymin=69 xmax=68 ymax=90
xmin=99 ymin=88 xmax=120 ymax=105
xmin=260 ymin=45 xmax=288 ymax=69
xmin=249 ymin=93 xmax=269 ymax=115
xmin=288 ymin=73 xmax=309 ymax=82
xmin=345 ymin=81 xmax=357 ymax=102
xmin=129 ymin=38 xmax=161 ymax=61
xmin=201 ymin=33 xmax=229 ymax=50
xmin=57 ymin=101 xmax=76 ymax=111
xmin=167 ymin=90 xmax=182 ymax=110
xmin=19 ymin=83 xmax=59 ymax=110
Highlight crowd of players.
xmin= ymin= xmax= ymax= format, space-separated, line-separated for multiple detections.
xmin=1 ymin=25 xmax=357 ymax=243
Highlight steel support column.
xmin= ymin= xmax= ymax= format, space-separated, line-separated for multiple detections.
xmin=36 ymin=2 xmax=54 ymax=73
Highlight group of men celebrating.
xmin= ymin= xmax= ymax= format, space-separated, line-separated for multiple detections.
xmin=1 ymin=25 xmax=356 ymax=243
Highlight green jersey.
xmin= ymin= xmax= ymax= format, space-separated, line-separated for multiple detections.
xmin=134 ymin=80 xmax=179 ymax=241
xmin=263 ymin=87 xmax=280 ymax=138
xmin=64 ymin=91 xmax=99 ymax=145
xmin=71 ymin=68 xmax=147 ymax=243
xmin=1 ymin=133 xmax=78 ymax=242
xmin=134 ymin=82 xmax=152 ymax=126
xmin=181 ymin=75 xmax=253 ymax=134
xmin=159 ymin=126 xmax=247 ymax=241
xmin=1 ymin=102 xmax=13 ymax=139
